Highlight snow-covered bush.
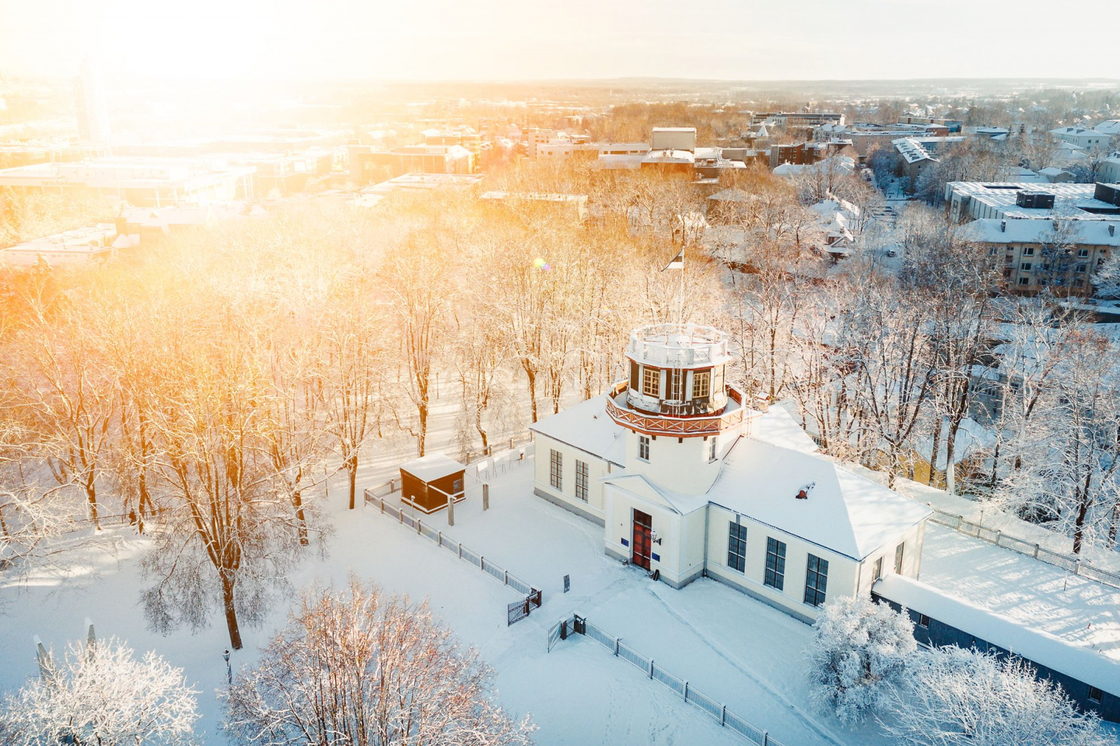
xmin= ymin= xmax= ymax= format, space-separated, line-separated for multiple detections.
xmin=807 ymin=595 xmax=916 ymax=725
xmin=224 ymin=578 xmax=535 ymax=745
xmin=0 ymin=636 xmax=199 ymax=745
xmin=880 ymin=646 xmax=1111 ymax=746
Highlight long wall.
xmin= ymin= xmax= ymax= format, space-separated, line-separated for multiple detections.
xmin=873 ymin=594 xmax=1120 ymax=723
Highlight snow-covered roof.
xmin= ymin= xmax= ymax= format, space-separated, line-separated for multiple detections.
xmin=894 ymin=138 xmax=937 ymax=164
xmin=1038 ymin=167 xmax=1070 ymax=177
xmin=958 ymin=219 xmax=1120 ymax=247
xmin=749 ymin=406 xmax=818 ymax=454
xmin=875 ymin=574 xmax=1120 ymax=695
xmin=642 ymin=149 xmax=695 ymax=165
xmin=399 ymin=454 xmax=466 ymax=482
xmin=601 ymin=472 xmax=709 ymax=515
xmin=529 ymin=394 xmax=626 ymax=466
xmin=1095 ymin=120 xmax=1120 ymax=136
xmin=708 ymin=438 xmax=932 ymax=560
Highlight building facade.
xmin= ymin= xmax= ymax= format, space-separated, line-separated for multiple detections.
xmin=530 ymin=324 xmax=931 ymax=623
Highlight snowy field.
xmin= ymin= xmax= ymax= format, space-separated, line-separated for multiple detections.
xmin=0 ymin=453 xmax=887 ymax=745
xmin=6 ymin=442 xmax=1117 ymax=744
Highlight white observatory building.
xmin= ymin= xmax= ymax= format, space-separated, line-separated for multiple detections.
xmin=531 ymin=323 xmax=931 ymax=622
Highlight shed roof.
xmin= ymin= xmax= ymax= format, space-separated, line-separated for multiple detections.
xmin=400 ymin=454 xmax=466 ymax=482
xmin=875 ymin=574 xmax=1120 ymax=695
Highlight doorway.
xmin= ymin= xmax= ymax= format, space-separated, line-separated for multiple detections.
xmin=631 ymin=509 xmax=652 ymax=570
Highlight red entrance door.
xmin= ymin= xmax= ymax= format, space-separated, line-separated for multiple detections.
xmin=631 ymin=509 xmax=652 ymax=570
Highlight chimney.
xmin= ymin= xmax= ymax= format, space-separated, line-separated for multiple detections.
xmin=1000 ymin=219 xmax=1006 ymax=233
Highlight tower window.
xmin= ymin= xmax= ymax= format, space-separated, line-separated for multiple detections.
xmin=708 ymin=437 xmax=717 ymax=462
xmin=642 ymin=367 xmax=660 ymax=397
xmin=692 ymin=370 xmax=711 ymax=398
xmin=872 ymin=557 xmax=883 ymax=583
xmin=669 ymin=369 xmax=684 ymax=400
xmin=894 ymin=543 xmax=905 ymax=574
xmin=638 ymin=435 xmax=650 ymax=462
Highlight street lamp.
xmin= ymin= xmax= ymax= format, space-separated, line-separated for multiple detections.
xmin=223 ymin=649 xmax=232 ymax=686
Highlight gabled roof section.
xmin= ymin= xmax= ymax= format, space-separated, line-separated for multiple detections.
xmin=529 ymin=394 xmax=626 ymax=466
xmin=601 ymin=472 xmax=708 ymax=515
xmin=708 ymin=439 xmax=931 ymax=560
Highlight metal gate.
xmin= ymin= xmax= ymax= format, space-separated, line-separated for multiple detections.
xmin=508 ymin=597 xmax=530 ymax=626
xmin=508 ymin=588 xmax=543 ymax=626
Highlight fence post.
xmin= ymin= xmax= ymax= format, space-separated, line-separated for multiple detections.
xmin=417 ymin=517 xmax=422 ymax=535
xmin=398 ymin=508 xmax=403 ymax=525
xmin=483 ymin=483 xmax=489 ymax=511
xmin=379 ymin=497 xmax=384 ymax=515
xmin=437 ymin=531 xmax=442 ymax=548
xmin=683 ymin=680 xmax=689 ymax=701
xmin=458 ymin=541 xmax=462 ymax=559
xmin=762 ymin=731 xmax=768 ymax=746
xmin=481 ymin=556 xmax=485 ymax=572
xmin=1034 ymin=543 xmax=1039 ymax=558
xmin=649 ymin=659 xmax=654 ymax=679
xmin=720 ymin=704 xmax=726 ymax=726
xmin=504 ymin=569 xmax=509 ymax=585
xmin=614 ymin=637 xmax=619 ymax=656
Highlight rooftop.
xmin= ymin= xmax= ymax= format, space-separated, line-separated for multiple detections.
xmin=946 ymin=181 xmax=1120 ymax=220
xmin=707 ymin=439 xmax=932 ymax=560
xmin=399 ymin=453 xmax=466 ymax=482
xmin=958 ymin=218 xmax=1120 ymax=246
xmin=626 ymin=324 xmax=731 ymax=368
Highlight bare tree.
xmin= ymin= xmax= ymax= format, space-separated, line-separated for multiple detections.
xmin=0 ymin=634 xmax=200 ymax=746
xmin=143 ymin=326 xmax=300 ymax=650
xmin=224 ymin=579 xmax=534 ymax=746
xmin=317 ymin=275 xmax=386 ymax=510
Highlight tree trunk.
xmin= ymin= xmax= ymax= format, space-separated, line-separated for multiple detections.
xmin=1073 ymin=474 xmax=1092 ymax=555
xmin=927 ymin=423 xmax=942 ymax=487
xmin=85 ymin=478 xmax=100 ymax=531
xmin=525 ymin=366 xmax=539 ymax=424
xmin=347 ymin=454 xmax=358 ymax=511
xmin=221 ymin=573 xmax=243 ymax=650
xmin=293 ymin=488 xmax=309 ymax=546
xmin=417 ymin=401 xmax=428 ymax=457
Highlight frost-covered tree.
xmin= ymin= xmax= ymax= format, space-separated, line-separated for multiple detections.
xmin=223 ymin=579 xmax=534 ymax=746
xmin=807 ymin=595 xmax=916 ymax=725
xmin=879 ymin=646 xmax=1111 ymax=746
xmin=0 ymin=635 xmax=199 ymax=746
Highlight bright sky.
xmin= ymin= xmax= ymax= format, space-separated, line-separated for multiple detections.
xmin=1 ymin=0 xmax=1117 ymax=82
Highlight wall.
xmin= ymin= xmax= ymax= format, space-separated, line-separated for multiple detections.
xmin=704 ymin=503 xmax=859 ymax=623
xmin=854 ymin=520 xmax=925 ymax=597
xmin=533 ymin=434 xmax=609 ymax=525
xmin=622 ymin=428 xmax=725 ymax=495
xmin=873 ymin=595 xmax=1120 ymax=723
xmin=602 ymin=484 xmax=701 ymax=588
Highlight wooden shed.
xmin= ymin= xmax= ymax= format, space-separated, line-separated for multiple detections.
xmin=399 ymin=454 xmax=467 ymax=513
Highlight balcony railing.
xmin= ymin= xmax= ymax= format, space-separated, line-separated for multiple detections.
xmin=605 ymin=382 xmax=753 ymax=438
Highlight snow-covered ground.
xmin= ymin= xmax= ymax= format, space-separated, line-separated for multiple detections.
xmin=1 ymin=454 xmax=882 ymax=745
